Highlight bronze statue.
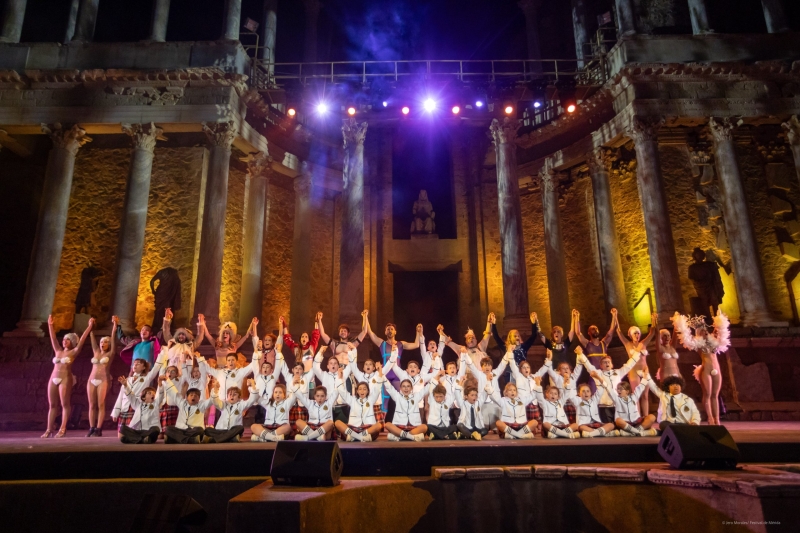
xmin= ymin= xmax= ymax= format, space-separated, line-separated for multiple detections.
xmin=411 ymin=189 xmax=436 ymax=234
xmin=688 ymin=248 xmax=724 ymax=317
xmin=150 ymin=267 xmax=181 ymax=333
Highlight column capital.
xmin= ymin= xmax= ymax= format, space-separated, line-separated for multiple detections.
xmin=122 ymin=123 xmax=164 ymax=153
xmin=342 ymin=118 xmax=368 ymax=149
xmin=241 ymin=151 xmax=273 ymax=180
xmin=294 ymin=162 xmax=313 ymax=196
xmin=490 ymin=117 xmax=521 ymax=145
xmin=782 ymin=115 xmax=800 ymax=146
xmin=709 ymin=117 xmax=737 ymax=143
xmin=41 ymin=123 xmax=91 ymax=155
xmin=627 ymin=116 xmax=664 ymax=144
xmin=202 ymin=121 xmax=237 ymax=148
xmin=586 ymin=147 xmax=614 ymax=174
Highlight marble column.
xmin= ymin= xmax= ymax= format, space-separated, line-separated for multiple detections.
xmin=539 ymin=167 xmax=571 ymax=329
xmin=7 ymin=124 xmax=91 ymax=337
xmin=192 ymin=121 xmax=237 ymax=334
xmin=223 ymin=0 xmax=242 ymax=41
xmin=0 ymin=0 xmax=27 ymax=43
xmin=761 ymin=0 xmax=789 ymax=33
xmin=109 ymin=124 xmax=162 ymax=334
xmin=302 ymin=0 xmax=322 ymax=63
xmin=627 ymin=116 xmax=683 ymax=324
xmin=490 ymin=118 xmax=530 ymax=330
xmin=518 ymin=0 xmax=542 ymax=73
xmin=783 ymin=115 xmax=800 ymax=186
xmin=688 ymin=0 xmax=713 ymax=34
xmin=339 ymin=119 xmax=368 ymax=329
xmin=64 ymin=0 xmax=79 ymax=43
xmin=709 ymin=117 xmax=775 ymax=326
xmin=587 ymin=148 xmax=630 ymax=324
xmin=615 ymin=0 xmax=637 ymax=36
xmin=238 ymin=152 xmax=272 ymax=330
xmin=289 ymin=163 xmax=313 ymax=327
xmin=148 ymin=0 xmax=170 ymax=42
xmin=571 ymin=0 xmax=588 ymax=68
xmin=72 ymin=0 xmax=100 ymax=42
xmin=261 ymin=0 xmax=277 ymax=66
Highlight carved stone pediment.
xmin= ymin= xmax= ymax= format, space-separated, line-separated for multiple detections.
xmin=108 ymin=86 xmax=185 ymax=105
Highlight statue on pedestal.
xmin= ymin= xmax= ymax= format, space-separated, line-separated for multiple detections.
xmin=150 ymin=267 xmax=181 ymax=334
xmin=411 ymin=190 xmax=436 ymax=234
xmin=75 ymin=265 xmax=101 ymax=314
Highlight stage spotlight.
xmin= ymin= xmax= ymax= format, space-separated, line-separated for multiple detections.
xmin=475 ymin=100 xmax=484 ymax=108
xmin=287 ymin=108 xmax=296 ymax=117
xmin=452 ymin=105 xmax=460 ymax=115
xmin=316 ymin=102 xmax=329 ymax=115
xmin=504 ymin=105 xmax=514 ymax=115
xmin=382 ymin=101 xmax=388 ymax=108
xmin=401 ymin=106 xmax=410 ymax=115
xmin=533 ymin=101 xmax=542 ymax=109
xmin=423 ymin=98 xmax=436 ymax=112
xmin=347 ymin=107 xmax=356 ymax=116
xmin=567 ymin=103 xmax=577 ymax=113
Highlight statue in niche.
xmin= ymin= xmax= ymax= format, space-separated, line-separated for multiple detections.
xmin=75 ymin=266 xmax=101 ymax=314
xmin=688 ymin=247 xmax=725 ymax=320
xmin=411 ymin=190 xmax=436 ymax=234
xmin=150 ymin=267 xmax=181 ymax=334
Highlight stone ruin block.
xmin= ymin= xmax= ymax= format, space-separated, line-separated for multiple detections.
xmin=433 ymin=468 xmax=465 ymax=480
xmin=780 ymin=241 xmax=800 ymax=262
xmin=770 ymin=195 xmax=793 ymax=216
xmin=465 ymin=467 xmax=505 ymax=480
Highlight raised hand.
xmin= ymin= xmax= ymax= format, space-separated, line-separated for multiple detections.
xmin=117 ymin=376 xmax=127 ymax=385
xmin=436 ymin=324 xmax=444 ymax=334
xmin=574 ymin=346 xmax=584 ymax=355
xmin=165 ymin=308 xmax=173 ymax=320
xmin=530 ymin=312 xmax=538 ymax=323
xmin=590 ymin=370 xmax=601 ymax=380
xmin=247 ymin=378 xmax=255 ymax=388
xmin=111 ymin=315 xmax=119 ymax=326
xmin=346 ymin=342 xmax=355 ymax=350
xmin=651 ymin=313 xmax=659 ymax=325
xmin=534 ymin=376 xmax=542 ymax=387
xmin=437 ymin=369 xmax=445 ymax=379
xmin=488 ymin=312 xmax=496 ymax=325
xmin=546 ymin=349 xmax=553 ymax=360
xmin=87 ymin=317 xmax=96 ymax=328
xmin=48 ymin=315 xmax=54 ymax=325
xmin=158 ymin=374 xmax=168 ymax=383
xmin=611 ymin=308 xmax=618 ymax=317
xmin=416 ymin=323 xmax=423 ymax=334
xmin=279 ymin=315 xmax=286 ymax=326
xmin=361 ymin=310 xmax=369 ymax=317
xmin=197 ymin=314 xmax=205 ymax=326
xmin=319 ymin=345 xmax=328 ymax=353
xmin=252 ymin=317 xmax=259 ymax=326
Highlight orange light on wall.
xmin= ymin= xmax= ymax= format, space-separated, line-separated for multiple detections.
xmin=347 ymin=107 xmax=356 ymax=116
xmin=287 ymin=108 xmax=296 ymax=117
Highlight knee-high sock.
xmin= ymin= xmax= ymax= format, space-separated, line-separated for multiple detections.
xmin=346 ymin=428 xmax=364 ymax=441
xmin=622 ymin=423 xmax=642 ymax=435
xmin=550 ymin=426 xmax=571 ymax=438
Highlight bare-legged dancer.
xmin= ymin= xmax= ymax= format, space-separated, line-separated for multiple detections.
xmin=615 ymin=309 xmax=658 ymax=418
xmin=86 ymin=315 xmax=118 ymax=436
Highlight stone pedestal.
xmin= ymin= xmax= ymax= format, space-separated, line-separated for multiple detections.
xmin=615 ymin=0 xmax=637 ymax=36
xmin=7 ymin=124 xmax=91 ymax=337
xmin=0 ymin=0 xmax=27 ymax=43
xmin=539 ymin=168 xmax=571 ymax=330
xmin=110 ymin=124 xmax=162 ymax=334
xmin=302 ymin=0 xmax=322 ymax=63
xmin=238 ymin=152 xmax=271 ymax=331
xmin=588 ymin=148 xmax=630 ymax=324
xmin=783 ymin=116 xmax=800 ymax=187
xmin=490 ymin=118 xmax=530 ymax=326
xmin=761 ymin=0 xmax=789 ymax=33
xmin=192 ymin=121 xmax=237 ymax=335
xmin=710 ymin=118 xmax=780 ymax=327
xmin=72 ymin=0 xmax=99 ymax=42
xmin=688 ymin=0 xmax=713 ymax=34
xmin=627 ymin=116 xmax=683 ymax=325
xmin=148 ymin=0 xmax=171 ymax=42
xmin=338 ymin=119 xmax=368 ymax=329
xmin=223 ymin=0 xmax=242 ymax=41
xmin=289 ymin=164 xmax=314 ymax=327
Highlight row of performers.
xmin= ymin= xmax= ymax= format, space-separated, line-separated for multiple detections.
xmin=41 ymin=307 xmax=729 ymax=441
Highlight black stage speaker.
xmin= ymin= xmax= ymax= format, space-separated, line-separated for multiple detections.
xmin=129 ymin=494 xmax=206 ymax=533
xmin=270 ymin=441 xmax=343 ymax=487
xmin=658 ymin=425 xmax=740 ymax=469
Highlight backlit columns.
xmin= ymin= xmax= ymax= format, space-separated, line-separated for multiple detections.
xmin=223 ymin=0 xmax=243 ymax=41
xmin=7 ymin=124 xmax=91 ymax=337
xmin=761 ymin=0 xmax=789 ymax=33
xmin=783 ymin=115 xmax=800 ymax=186
xmin=148 ymin=0 xmax=171 ymax=42
xmin=709 ymin=117 xmax=775 ymax=326
xmin=289 ymin=163 xmax=314 ymax=327
xmin=571 ymin=0 xmax=589 ymax=68
xmin=490 ymin=118 xmax=530 ymax=330
xmin=587 ymin=148 xmax=630 ymax=324
xmin=110 ymin=124 xmax=162 ymax=334
xmin=192 ymin=121 xmax=237 ymax=334
xmin=238 ymin=152 xmax=272 ymax=331
xmin=339 ymin=119 xmax=368 ymax=329
xmin=0 ymin=0 xmax=27 ymax=43
xmin=72 ymin=0 xmax=100 ymax=42
xmin=261 ymin=0 xmax=278 ymax=73
xmin=688 ymin=0 xmax=713 ymax=35
xmin=539 ymin=166 xmax=571 ymax=330
xmin=627 ymin=116 xmax=683 ymax=324
xmin=615 ymin=0 xmax=637 ymax=36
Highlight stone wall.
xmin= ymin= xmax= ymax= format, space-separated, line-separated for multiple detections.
xmin=261 ymin=183 xmax=294 ymax=333
xmin=520 ymin=190 xmax=551 ymax=331
xmin=479 ymin=177 xmax=508 ymax=328
xmin=309 ymin=195 xmax=336 ymax=325
xmin=220 ymin=165 xmax=246 ymax=325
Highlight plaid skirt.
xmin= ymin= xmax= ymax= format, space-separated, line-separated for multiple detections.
xmin=289 ymin=405 xmax=308 ymax=428
xmin=564 ymin=403 xmax=577 ymax=424
xmin=394 ymin=424 xmax=417 ymax=431
xmin=159 ymin=405 xmax=179 ymax=432
xmin=117 ymin=407 xmax=134 ymax=431
xmin=373 ymin=404 xmax=385 ymax=424
xmin=630 ymin=416 xmax=644 ymax=427
xmin=526 ymin=403 xmax=542 ymax=435
xmin=585 ymin=422 xmax=604 ymax=429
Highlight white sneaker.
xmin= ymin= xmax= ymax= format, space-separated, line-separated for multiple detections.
xmin=387 ymin=433 xmax=400 ymax=441
xmin=275 ymin=434 xmax=284 ymax=441
xmin=294 ymin=435 xmax=308 ymax=441
xmin=568 ymin=431 xmax=580 ymax=439
xmin=640 ymin=429 xmax=659 ymax=437
xmin=362 ymin=433 xmax=372 ymax=442
xmin=605 ymin=430 xmax=620 ymax=437
xmin=412 ymin=433 xmax=424 ymax=442
xmin=581 ymin=431 xmax=593 ymax=438
xmin=547 ymin=430 xmax=557 ymax=439
xmin=345 ymin=433 xmax=355 ymax=442
xmin=519 ymin=431 xmax=534 ymax=440
xmin=250 ymin=434 xmax=261 ymax=442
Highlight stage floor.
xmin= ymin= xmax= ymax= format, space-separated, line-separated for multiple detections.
xmin=0 ymin=421 xmax=798 ymax=480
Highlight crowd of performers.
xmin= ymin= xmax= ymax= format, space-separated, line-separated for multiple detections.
xmin=41 ymin=305 xmax=730 ymax=444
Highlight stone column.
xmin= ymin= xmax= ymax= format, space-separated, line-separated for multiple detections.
xmin=109 ymin=124 xmax=162 ymax=334
xmin=7 ymin=124 xmax=91 ymax=337
xmin=761 ymin=0 xmax=789 ymax=33
xmin=571 ymin=0 xmax=589 ymax=68
xmin=539 ymin=167 xmax=571 ymax=329
xmin=0 ymin=0 xmax=27 ymax=43
xmin=148 ymin=0 xmax=170 ymax=42
xmin=72 ymin=0 xmax=100 ymax=42
xmin=490 ymin=118 xmax=530 ymax=331
xmin=339 ymin=119 xmax=368 ymax=329
xmin=709 ymin=117 xmax=775 ymax=326
xmin=192 ymin=121 xmax=237 ymax=334
xmin=261 ymin=0 xmax=278 ymax=73
xmin=289 ymin=163 xmax=313 ymax=327
xmin=238 ymin=152 xmax=272 ymax=330
xmin=688 ymin=0 xmax=713 ymax=34
xmin=615 ymin=0 xmax=637 ymax=36
xmin=627 ymin=116 xmax=683 ymax=324
xmin=223 ymin=0 xmax=242 ymax=41
xmin=587 ymin=148 xmax=630 ymax=323
xmin=64 ymin=0 xmax=79 ymax=43
xmin=302 ymin=0 xmax=322 ymax=63
xmin=783 ymin=115 xmax=800 ymax=186
xmin=518 ymin=0 xmax=542 ymax=73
